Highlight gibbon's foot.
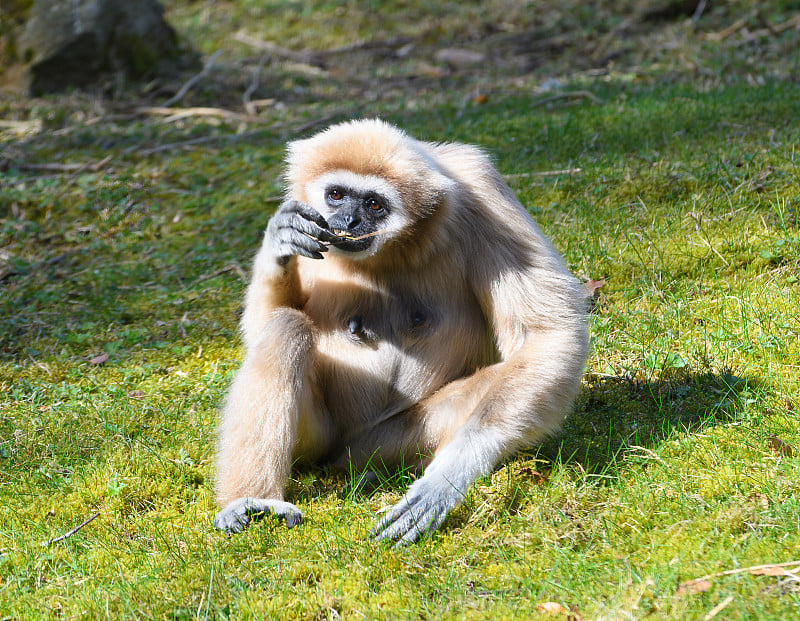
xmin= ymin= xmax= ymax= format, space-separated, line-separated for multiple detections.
xmin=370 ymin=474 xmax=465 ymax=547
xmin=214 ymin=498 xmax=303 ymax=535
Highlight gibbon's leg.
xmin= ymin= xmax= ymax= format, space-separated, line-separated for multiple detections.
xmin=214 ymin=308 xmax=325 ymax=535
xmin=335 ymin=366 xmax=501 ymax=473
xmin=369 ymin=330 xmax=585 ymax=546
xmin=333 ymin=368 xmax=499 ymax=502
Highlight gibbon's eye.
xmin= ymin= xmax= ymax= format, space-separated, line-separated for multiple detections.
xmin=327 ymin=188 xmax=344 ymax=201
xmin=366 ymin=197 xmax=383 ymax=211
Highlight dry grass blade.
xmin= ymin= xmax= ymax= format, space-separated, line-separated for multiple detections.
xmin=324 ymin=229 xmax=389 ymax=245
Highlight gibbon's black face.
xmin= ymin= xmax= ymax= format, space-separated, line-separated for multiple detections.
xmin=325 ymin=184 xmax=390 ymax=253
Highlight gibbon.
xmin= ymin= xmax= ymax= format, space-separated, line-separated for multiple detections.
xmin=214 ymin=119 xmax=589 ymax=545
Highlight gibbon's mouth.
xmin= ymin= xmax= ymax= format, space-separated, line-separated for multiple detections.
xmin=326 ymin=229 xmax=380 ymax=253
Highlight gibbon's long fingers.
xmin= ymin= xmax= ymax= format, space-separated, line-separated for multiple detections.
xmin=370 ymin=482 xmax=452 ymax=544
xmin=272 ymin=225 xmax=328 ymax=260
xmin=278 ymin=199 xmax=333 ymax=235
xmin=370 ymin=497 xmax=445 ymax=546
xmin=370 ymin=498 xmax=412 ymax=538
xmin=287 ymin=202 xmax=337 ymax=243
xmin=266 ymin=199 xmax=339 ymax=260
xmin=395 ymin=508 xmax=444 ymax=548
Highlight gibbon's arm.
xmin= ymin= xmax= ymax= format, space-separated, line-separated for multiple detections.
xmin=371 ymin=261 xmax=587 ymax=545
xmin=372 ymin=147 xmax=589 ymax=546
xmin=240 ymin=200 xmax=335 ymax=349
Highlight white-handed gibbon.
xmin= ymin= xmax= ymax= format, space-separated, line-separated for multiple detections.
xmin=214 ymin=119 xmax=589 ymax=545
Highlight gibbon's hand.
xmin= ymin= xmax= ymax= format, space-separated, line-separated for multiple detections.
xmin=214 ymin=497 xmax=303 ymax=535
xmin=370 ymin=472 xmax=465 ymax=547
xmin=265 ymin=199 xmax=337 ymax=262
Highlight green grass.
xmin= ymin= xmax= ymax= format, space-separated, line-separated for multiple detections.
xmin=2 ymin=1 xmax=800 ymax=619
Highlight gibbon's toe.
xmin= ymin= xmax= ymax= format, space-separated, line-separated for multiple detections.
xmin=370 ymin=496 xmax=448 ymax=546
xmin=214 ymin=503 xmax=250 ymax=535
xmin=214 ymin=497 xmax=303 ymax=535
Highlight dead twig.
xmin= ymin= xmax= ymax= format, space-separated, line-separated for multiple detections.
xmin=316 ymin=35 xmax=416 ymax=57
xmin=0 ymin=119 xmax=43 ymax=136
xmin=191 ymin=263 xmax=247 ymax=286
xmin=705 ymin=10 xmax=758 ymax=41
xmin=68 ymin=155 xmax=112 ymax=178
xmin=704 ymin=596 xmax=734 ymax=620
xmin=162 ymin=49 xmax=223 ymax=107
xmin=137 ymin=106 xmax=267 ymax=124
xmin=237 ymin=30 xmax=415 ymax=64
xmin=691 ymin=0 xmax=708 ymax=24
xmin=324 ymin=228 xmax=387 ymax=246
xmin=243 ymin=53 xmax=272 ymax=115
xmin=7 ymin=156 xmax=111 ymax=175
xmin=130 ymin=108 xmax=353 ymax=157
xmin=531 ymin=90 xmax=603 ymax=107
xmin=41 ymin=512 xmax=101 ymax=547
xmin=233 ymin=32 xmax=322 ymax=66
xmin=769 ymin=12 xmax=800 ymax=34
xmin=505 ymin=167 xmax=582 ymax=179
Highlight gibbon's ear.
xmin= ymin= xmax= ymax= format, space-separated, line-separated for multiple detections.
xmin=284 ymin=119 xmax=457 ymax=217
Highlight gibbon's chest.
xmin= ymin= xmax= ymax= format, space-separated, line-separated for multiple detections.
xmin=302 ymin=271 xmax=485 ymax=350
xmin=299 ymin=265 xmax=494 ymax=415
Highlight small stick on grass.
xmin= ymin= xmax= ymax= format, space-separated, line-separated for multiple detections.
xmin=504 ymin=167 xmax=582 ymax=179
xmin=41 ymin=512 xmax=101 ymax=547
xmin=190 ymin=262 xmax=247 ymax=286
xmin=531 ymin=91 xmax=603 ymax=107
xmin=163 ymin=50 xmax=223 ymax=107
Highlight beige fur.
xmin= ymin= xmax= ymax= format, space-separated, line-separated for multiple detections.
xmin=215 ymin=119 xmax=589 ymax=540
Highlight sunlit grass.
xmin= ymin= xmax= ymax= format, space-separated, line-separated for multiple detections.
xmin=2 ymin=1 xmax=800 ymax=619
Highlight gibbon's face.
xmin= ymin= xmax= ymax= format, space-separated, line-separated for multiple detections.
xmin=307 ymin=170 xmax=410 ymax=259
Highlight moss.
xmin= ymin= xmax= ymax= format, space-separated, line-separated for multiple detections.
xmin=2 ymin=1 xmax=800 ymax=618
xmin=0 ymin=0 xmax=32 ymax=72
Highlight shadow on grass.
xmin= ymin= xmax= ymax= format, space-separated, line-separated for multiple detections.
xmin=318 ymin=369 xmax=755 ymax=521
xmin=538 ymin=369 xmax=754 ymax=475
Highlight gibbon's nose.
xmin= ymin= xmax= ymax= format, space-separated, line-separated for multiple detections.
xmin=344 ymin=211 xmax=360 ymax=230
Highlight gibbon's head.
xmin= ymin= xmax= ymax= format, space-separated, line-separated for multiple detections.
xmin=285 ymin=119 xmax=455 ymax=259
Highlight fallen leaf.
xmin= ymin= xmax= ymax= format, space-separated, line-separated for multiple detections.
xmin=471 ymin=94 xmax=488 ymax=104
xmin=89 ymin=352 xmax=109 ymax=365
xmin=768 ymin=435 xmax=794 ymax=457
xmin=677 ymin=579 xmax=712 ymax=595
xmin=127 ymin=390 xmax=146 ymax=399
xmin=537 ymin=602 xmax=568 ymax=614
xmin=583 ymin=279 xmax=605 ymax=296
